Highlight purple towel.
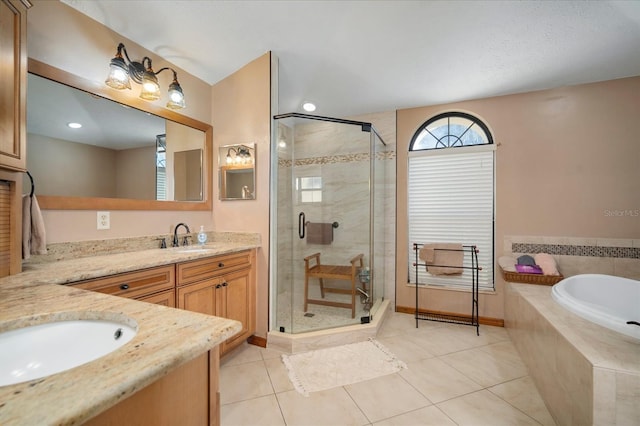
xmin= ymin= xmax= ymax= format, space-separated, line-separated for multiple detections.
xmin=515 ymin=264 xmax=543 ymax=274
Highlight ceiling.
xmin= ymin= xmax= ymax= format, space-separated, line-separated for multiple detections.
xmin=28 ymin=73 xmax=165 ymax=149
xmin=61 ymin=0 xmax=640 ymax=118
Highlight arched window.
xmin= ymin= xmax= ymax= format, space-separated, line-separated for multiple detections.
xmin=408 ymin=112 xmax=494 ymax=290
xmin=410 ymin=112 xmax=493 ymax=151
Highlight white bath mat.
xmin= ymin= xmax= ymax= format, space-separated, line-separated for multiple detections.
xmin=281 ymin=338 xmax=407 ymax=396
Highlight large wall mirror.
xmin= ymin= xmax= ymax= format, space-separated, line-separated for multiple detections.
xmin=25 ymin=59 xmax=212 ymax=211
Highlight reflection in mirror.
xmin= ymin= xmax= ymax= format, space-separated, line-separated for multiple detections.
xmin=25 ymin=59 xmax=212 ymax=211
xmin=173 ymin=149 xmax=202 ymax=201
xmin=219 ymin=144 xmax=255 ymax=200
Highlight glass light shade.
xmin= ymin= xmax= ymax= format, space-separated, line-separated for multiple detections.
xmin=105 ymin=56 xmax=131 ymax=90
xmin=139 ymin=72 xmax=161 ymax=101
xmin=166 ymin=81 xmax=186 ymax=110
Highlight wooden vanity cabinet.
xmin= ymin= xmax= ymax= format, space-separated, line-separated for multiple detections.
xmin=86 ymin=348 xmax=220 ymax=426
xmin=0 ymin=0 xmax=30 ymax=172
xmin=71 ymin=265 xmax=176 ymax=307
xmin=177 ymin=250 xmax=255 ymax=355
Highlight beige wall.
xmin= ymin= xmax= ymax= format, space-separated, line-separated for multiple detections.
xmin=396 ymin=76 xmax=640 ymax=320
xmin=27 ymin=133 xmax=118 ymax=198
xmin=212 ymin=53 xmax=272 ymax=338
xmin=27 ymin=0 xmax=214 ymax=242
xmin=115 ymin=146 xmax=156 ymax=200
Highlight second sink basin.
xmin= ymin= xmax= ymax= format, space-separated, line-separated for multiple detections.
xmin=174 ymin=245 xmax=219 ymax=253
xmin=0 ymin=318 xmax=137 ymax=387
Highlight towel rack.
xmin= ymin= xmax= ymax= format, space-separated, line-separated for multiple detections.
xmin=26 ymin=171 xmax=34 ymax=197
xmin=412 ymin=243 xmax=481 ymax=335
xmin=305 ymin=221 xmax=339 ymax=229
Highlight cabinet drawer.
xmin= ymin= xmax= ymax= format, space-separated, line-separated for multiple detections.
xmin=72 ymin=265 xmax=175 ymax=300
xmin=177 ymin=250 xmax=251 ymax=286
xmin=138 ymin=289 xmax=176 ymax=307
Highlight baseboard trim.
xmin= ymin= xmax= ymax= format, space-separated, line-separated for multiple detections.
xmin=247 ymin=335 xmax=267 ymax=348
xmin=395 ymin=305 xmax=504 ymax=327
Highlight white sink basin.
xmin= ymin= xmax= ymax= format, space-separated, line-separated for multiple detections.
xmin=0 ymin=319 xmax=137 ymax=387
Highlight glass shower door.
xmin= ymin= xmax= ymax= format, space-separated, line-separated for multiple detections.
xmin=273 ymin=114 xmax=374 ymax=334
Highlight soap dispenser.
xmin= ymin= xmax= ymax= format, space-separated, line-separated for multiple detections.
xmin=197 ymin=225 xmax=207 ymax=245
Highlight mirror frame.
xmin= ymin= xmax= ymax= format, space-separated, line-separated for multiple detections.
xmin=218 ymin=143 xmax=256 ymax=201
xmin=28 ymin=58 xmax=213 ymax=211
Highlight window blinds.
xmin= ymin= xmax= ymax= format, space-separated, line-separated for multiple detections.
xmin=408 ymin=149 xmax=494 ymax=290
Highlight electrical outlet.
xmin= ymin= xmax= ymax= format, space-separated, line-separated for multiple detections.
xmin=97 ymin=211 xmax=110 ymax=230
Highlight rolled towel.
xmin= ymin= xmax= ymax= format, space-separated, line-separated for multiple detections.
xmin=534 ymin=253 xmax=560 ymax=276
xmin=517 ymin=255 xmax=536 ymax=266
xmin=498 ymin=256 xmax=517 ymax=272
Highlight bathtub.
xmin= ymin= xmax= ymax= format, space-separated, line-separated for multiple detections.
xmin=551 ymin=274 xmax=640 ymax=340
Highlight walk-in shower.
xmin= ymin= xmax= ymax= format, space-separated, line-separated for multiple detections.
xmin=270 ymin=113 xmax=388 ymax=335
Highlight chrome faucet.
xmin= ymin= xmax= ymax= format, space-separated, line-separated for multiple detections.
xmin=172 ymin=223 xmax=191 ymax=247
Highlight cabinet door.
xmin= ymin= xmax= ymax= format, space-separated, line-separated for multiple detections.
xmin=177 ymin=277 xmax=221 ymax=316
xmin=0 ymin=0 xmax=28 ymax=171
xmin=220 ymin=268 xmax=254 ymax=352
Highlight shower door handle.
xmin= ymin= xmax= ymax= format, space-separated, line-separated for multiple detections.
xmin=299 ymin=212 xmax=305 ymax=239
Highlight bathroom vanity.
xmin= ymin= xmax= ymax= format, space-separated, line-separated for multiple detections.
xmin=70 ymin=248 xmax=256 ymax=356
xmin=0 ymin=243 xmax=257 ymax=425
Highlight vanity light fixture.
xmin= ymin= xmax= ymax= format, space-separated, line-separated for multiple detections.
xmin=105 ymin=43 xmax=186 ymax=110
xmin=226 ymin=145 xmax=254 ymax=165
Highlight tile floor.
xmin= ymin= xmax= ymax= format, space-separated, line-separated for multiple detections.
xmin=220 ymin=311 xmax=556 ymax=426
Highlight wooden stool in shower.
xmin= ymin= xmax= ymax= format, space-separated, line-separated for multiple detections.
xmin=304 ymin=252 xmax=364 ymax=318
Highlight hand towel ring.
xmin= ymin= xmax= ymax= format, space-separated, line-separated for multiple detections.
xmin=26 ymin=171 xmax=34 ymax=197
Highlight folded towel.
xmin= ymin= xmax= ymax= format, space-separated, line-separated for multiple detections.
xmin=515 ymin=264 xmax=543 ymax=274
xmin=534 ymin=253 xmax=560 ymax=276
xmin=424 ymin=243 xmax=463 ymax=276
xmin=22 ymin=194 xmax=47 ymax=260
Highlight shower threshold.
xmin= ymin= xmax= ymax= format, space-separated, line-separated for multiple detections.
xmin=267 ymin=299 xmax=390 ymax=354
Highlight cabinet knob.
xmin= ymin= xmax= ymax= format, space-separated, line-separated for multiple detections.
xmin=222 ymin=281 xmax=228 ymax=287
xmin=120 ymin=284 xmax=129 ymax=290
xmin=215 ymin=284 xmax=222 ymax=289
xmin=218 ymin=262 xmax=224 ymax=268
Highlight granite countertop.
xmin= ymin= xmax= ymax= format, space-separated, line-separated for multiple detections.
xmin=0 ymin=242 xmax=258 ymax=425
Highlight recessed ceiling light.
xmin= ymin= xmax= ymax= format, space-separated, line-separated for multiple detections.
xmin=67 ymin=122 xmax=82 ymax=129
xmin=302 ymin=102 xmax=316 ymax=112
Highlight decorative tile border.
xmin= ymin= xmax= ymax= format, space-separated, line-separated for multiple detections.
xmin=512 ymin=243 xmax=640 ymax=259
xmin=278 ymin=150 xmax=395 ymax=168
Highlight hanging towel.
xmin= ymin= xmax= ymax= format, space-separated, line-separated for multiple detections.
xmin=22 ymin=194 xmax=47 ymax=260
xmin=418 ymin=246 xmax=435 ymax=263
xmin=423 ymin=243 xmax=463 ymax=275
xmin=306 ymin=222 xmax=333 ymax=244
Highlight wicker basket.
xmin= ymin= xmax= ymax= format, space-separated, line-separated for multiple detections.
xmin=500 ymin=267 xmax=564 ymax=286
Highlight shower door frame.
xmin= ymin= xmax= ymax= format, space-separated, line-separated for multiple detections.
xmin=269 ymin=113 xmax=386 ymax=335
